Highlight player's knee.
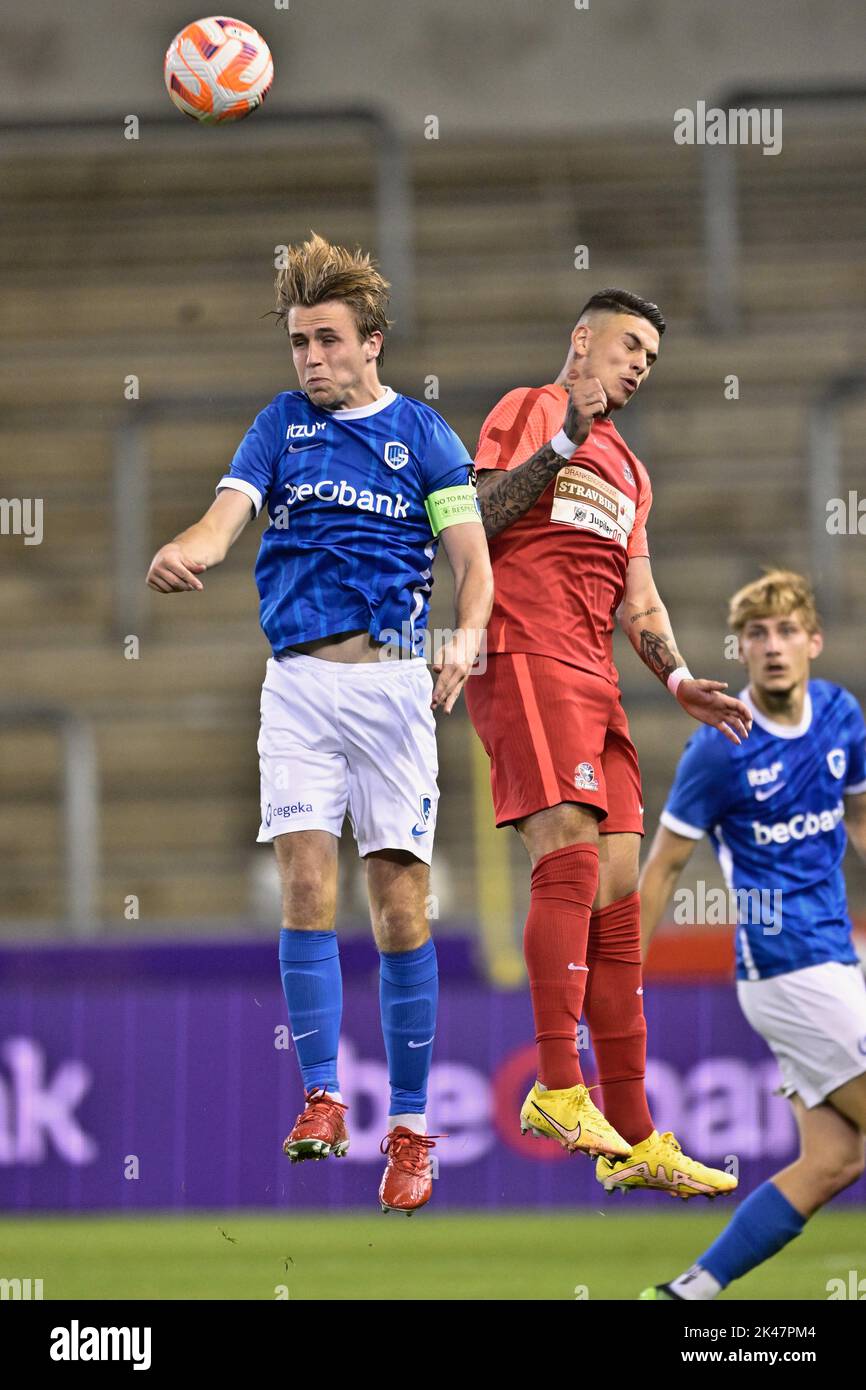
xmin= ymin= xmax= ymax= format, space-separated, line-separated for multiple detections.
xmin=372 ymin=904 xmax=429 ymax=953
xmin=280 ymin=874 xmax=335 ymax=931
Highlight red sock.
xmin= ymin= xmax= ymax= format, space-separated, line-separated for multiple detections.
xmin=584 ymin=890 xmax=654 ymax=1145
xmin=523 ymin=842 xmax=599 ymax=1091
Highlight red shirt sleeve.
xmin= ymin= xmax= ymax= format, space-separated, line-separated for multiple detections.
xmin=475 ymin=386 xmax=562 ymax=471
xmin=627 ymin=459 xmax=652 ymax=559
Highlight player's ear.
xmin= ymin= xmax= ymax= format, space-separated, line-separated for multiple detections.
xmin=365 ymin=331 xmax=384 ymax=362
xmin=570 ymin=323 xmax=591 ymax=360
xmin=809 ymin=629 xmax=824 ymax=660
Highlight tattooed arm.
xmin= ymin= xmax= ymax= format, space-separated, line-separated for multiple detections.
xmin=618 ymin=568 xmax=687 ymax=688
xmin=476 ymin=442 xmax=564 ymax=539
xmin=619 ymin=556 xmax=753 ymax=746
xmin=476 ymin=371 xmax=608 ymax=540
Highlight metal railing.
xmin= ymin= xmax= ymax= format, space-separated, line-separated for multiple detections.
xmin=703 ymin=85 xmax=866 ymax=334
xmin=0 ymin=704 xmax=99 ymax=937
xmin=0 ymin=107 xmax=413 ymax=335
xmin=808 ymin=373 xmax=866 ymax=613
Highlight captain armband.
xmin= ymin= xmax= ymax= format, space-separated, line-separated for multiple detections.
xmin=424 ymin=485 xmax=483 ymax=537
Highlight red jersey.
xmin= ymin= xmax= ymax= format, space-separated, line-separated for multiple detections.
xmin=475 ymin=384 xmax=652 ymax=684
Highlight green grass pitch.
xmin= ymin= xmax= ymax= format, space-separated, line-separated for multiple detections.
xmin=2 ymin=1208 xmax=862 ymax=1300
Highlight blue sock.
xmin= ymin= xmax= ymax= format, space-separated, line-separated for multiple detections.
xmin=698 ymin=1180 xmax=806 ymax=1288
xmin=379 ymin=940 xmax=439 ymax=1115
xmin=278 ymin=929 xmax=342 ymax=1095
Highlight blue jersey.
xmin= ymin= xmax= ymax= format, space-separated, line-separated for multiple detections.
xmin=216 ymin=387 xmax=479 ymax=655
xmin=661 ymin=680 xmax=866 ymax=981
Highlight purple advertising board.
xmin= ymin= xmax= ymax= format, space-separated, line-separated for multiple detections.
xmin=2 ymin=939 xmax=865 ymax=1210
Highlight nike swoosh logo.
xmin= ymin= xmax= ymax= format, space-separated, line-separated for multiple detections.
xmin=636 ymin=986 xmax=644 ymax=995
xmin=291 ymin=1029 xmax=319 ymax=1042
xmin=754 ymin=783 xmax=786 ymax=801
xmin=287 ymin=442 xmax=324 ymax=453
xmin=408 ymin=1036 xmax=435 ymax=1049
xmin=411 ymin=824 xmax=429 ymax=837
xmin=531 ymin=1101 xmax=581 ymax=1145
xmin=567 ymin=963 xmax=588 ymax=972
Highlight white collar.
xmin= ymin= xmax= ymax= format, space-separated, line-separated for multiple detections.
xmin=742 ymin=685 xmax=812 ymax=739
xmin=325 ymin=386 xmax=397 ymax=420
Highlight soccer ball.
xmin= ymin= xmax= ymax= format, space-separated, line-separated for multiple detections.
xmin=164 ymin=16 xmax=274 ymax=123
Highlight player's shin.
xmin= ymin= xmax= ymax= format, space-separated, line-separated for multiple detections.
xmin=379 ymin=939 xmax=439 ymax=1130
xmin=278 ymin=928 xmax=343 ymax=1095
xmin=669 ymin=1181 xmax=806 ymax=1299
xmin=584 ymin=891 xmax=654 ymax=1145
xmin=524 ymin=843 xmax=599 ymax=1090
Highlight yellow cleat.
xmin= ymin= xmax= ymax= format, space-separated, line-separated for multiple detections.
xmin=596 ymin=1130 xmax=738 ymax=1200
xmin=520 ymin=1082 xmax=632 ymax=1159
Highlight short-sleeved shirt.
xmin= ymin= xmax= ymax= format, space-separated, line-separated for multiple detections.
xmin=216 ymin=387 xmax=480 ymax=655
xmin=476 ymin=384 xmax=652 ymax=683
xmin=662 ymin=680 xmax=866 ymax=980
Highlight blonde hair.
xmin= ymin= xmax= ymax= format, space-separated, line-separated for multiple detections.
xmin=274 ymin=232 xmax=392 ymax=363
xmin=727 ymin=569 xmax=821 ymax=636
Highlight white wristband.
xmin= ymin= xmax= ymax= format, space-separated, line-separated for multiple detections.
xmin=550 ymin=429 xmax=579 ymax=460
xmin=667 ymin=666 xmax=692 ymax=696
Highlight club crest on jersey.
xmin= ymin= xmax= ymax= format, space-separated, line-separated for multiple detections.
xmin=574 ymin=762 xmax=599 ymax=791
xmin=384 ymin=440 xmax=410 ymax=470
xmin=827 ymin=748 xmax=847 ymax=780
xmin=411 ymin=794 xmax=434 ymax=837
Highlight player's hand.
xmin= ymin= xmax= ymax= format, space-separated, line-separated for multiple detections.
xmin=146 ymin=543 xmax=207 ymax=593
xmin=676 ymin=678 xmax=753 ymax=746
xmin=430 ymin=629 xmax=480 ymax=715
xmin=563 ymin=368 xmax=608 ymax=445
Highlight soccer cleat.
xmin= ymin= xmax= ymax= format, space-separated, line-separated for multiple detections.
xmin=639 ymin=1285 xmax=680 ymax=1300
xmin=282 ymin=1087 xmax=349 ymax=1163
xmin=519 ymin=1082 xmax=632 ymax=1159
xmin=378 ymin=1127 xmax=439 ymax=1215
xmin=597 ymin=1130 xmax=738 ymax=1200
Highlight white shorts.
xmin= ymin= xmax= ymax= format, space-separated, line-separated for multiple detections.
xmin=737 ymin=961 xmax=866 ymax=1109
xmin=256 ymin=651 xmax=439 ymax=863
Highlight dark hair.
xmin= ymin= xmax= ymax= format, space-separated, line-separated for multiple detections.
xmin=577 ymin=288 xmax=666 ymax=336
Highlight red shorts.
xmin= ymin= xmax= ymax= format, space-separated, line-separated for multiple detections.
xmin=465 ymin=653 xmax=644 ymax=834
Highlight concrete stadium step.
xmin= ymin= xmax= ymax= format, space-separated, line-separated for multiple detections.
xmin=0 ymin=719 xmax=255 ymax=797
xmin=4 ymin=242 xmax=865 ymax=346
xmin=0 ymin=636 xmax=267 ymax=704
xmin=0 ymin=862 xmax=256 ymax=927
xmin=0 ymin=798 xmax=253 ymax=857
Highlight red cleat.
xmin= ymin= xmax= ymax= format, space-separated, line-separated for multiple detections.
xmin=378 ymin=1127 xmax=440 ymax=1215
xmin=283 ymin=1087 xmax=349 ymax=1163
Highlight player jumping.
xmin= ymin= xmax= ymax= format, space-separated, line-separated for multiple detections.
xmin=466 ymin=288 xmax=751 ymax=1196
xmin=146 ymin=233 xmax=492 ymax=1214
xmin=639 ymin=570 xmax=866 ymax=1297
